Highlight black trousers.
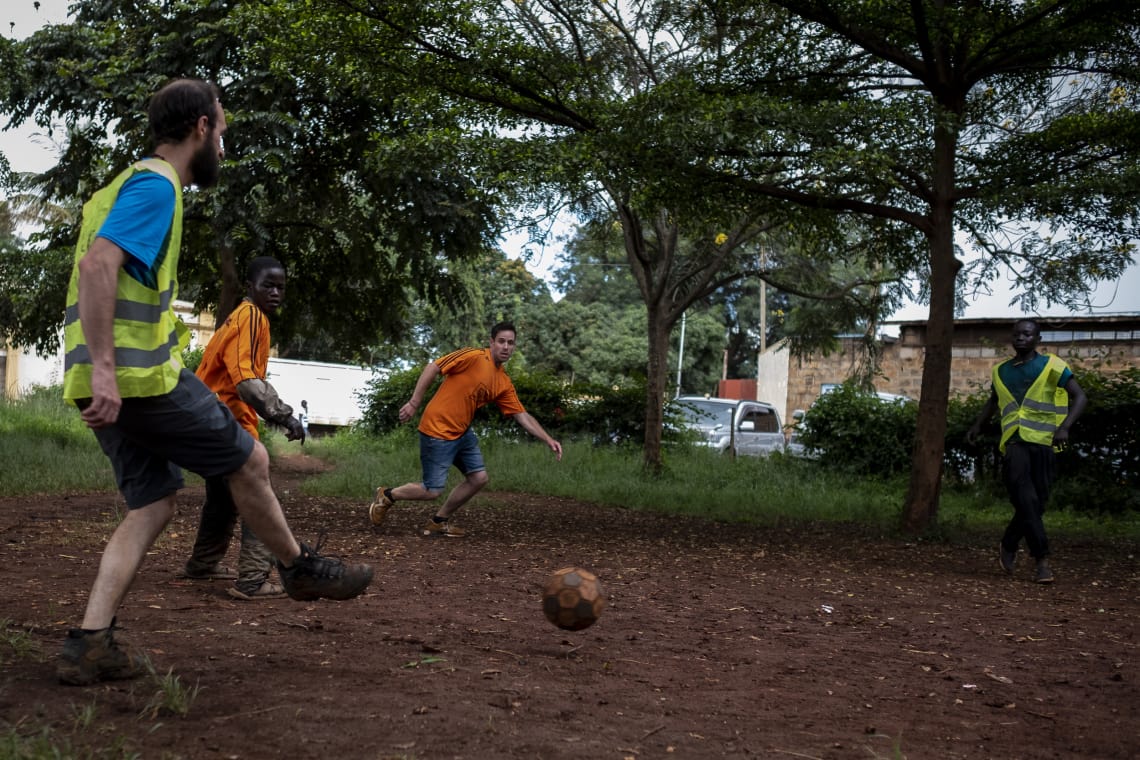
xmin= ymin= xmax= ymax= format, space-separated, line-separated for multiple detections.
xmin=1001 ymin=442 xmax=1056 ymax=560
xmin=185 ymin=475 xmax=274 ymax=592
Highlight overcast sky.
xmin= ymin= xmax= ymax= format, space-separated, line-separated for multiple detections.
xmin=4 ymin=0 xmax=1137 ymax=320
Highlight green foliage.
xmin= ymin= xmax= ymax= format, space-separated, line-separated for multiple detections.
xmin=0 ymin=387 xmax=115 ymax=494
xmin=181 ymin=345 xmax=204 ymax=373
xmin=357 ymin=366 xmax=422 ymax=436
xmin=2 ymin=0 xmax=502 ymax=359
xmin=357 ymin=359 xmax=669 ymax=447
xmin=0 ymin=618 xmax=42 ymax=665
xmin=0 ymin=385 xmax=90 ymax=449
xmin=140 ymin=666 xmax=199 ymax=720
xmin=796 ymin=383 xmax=918 ymax=477
xmin=1054 ymin=366 xmax=1140 ymax=513
xmin=892 ymin=366 xmax=1140 ymax=514
xmin=302 ymin=427 xmax=1140 ymax=537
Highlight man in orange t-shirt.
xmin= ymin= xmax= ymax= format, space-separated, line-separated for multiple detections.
xmin=368 ymin=321 xmax=562 ymax=537
xmin=182 ymin=256 xmax=305 ymax=598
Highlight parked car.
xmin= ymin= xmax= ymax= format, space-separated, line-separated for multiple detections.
xmin=671 ymin=396 xmax=786 ymax=456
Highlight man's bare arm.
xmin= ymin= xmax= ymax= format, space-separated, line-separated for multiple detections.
xmin=76 ymin=238 xmax=128 ymax=429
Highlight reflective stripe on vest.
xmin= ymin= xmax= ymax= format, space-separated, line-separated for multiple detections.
xmin=62 ymin=158 xmax=188 ymax=400
xmin=993 ymin=354 xmax=1069 ymax=454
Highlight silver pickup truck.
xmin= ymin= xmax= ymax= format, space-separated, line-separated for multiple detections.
xmin=673 ymin=396 xmax=786 ymax=456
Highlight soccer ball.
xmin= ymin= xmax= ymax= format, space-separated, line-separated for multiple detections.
xmin=541 ymin=566 xmax=606 ymax=631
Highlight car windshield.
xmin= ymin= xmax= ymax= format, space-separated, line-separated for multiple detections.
xmin=677 ymin=400 xmax=733 ymax=428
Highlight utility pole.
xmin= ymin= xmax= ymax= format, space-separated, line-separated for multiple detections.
xmin=675 ymin=310 xmax=686 ymax=398
xmin=756 ymin=247 xmax=767 ymax=401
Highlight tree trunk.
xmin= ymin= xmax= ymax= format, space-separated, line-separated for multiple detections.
xmin=901 ymin=124 xmax=962 ymax=534
xmin=215 ymin=244 xmax=241 ymax=326
xmin=642 ymin=302 xmax=670 ymax=473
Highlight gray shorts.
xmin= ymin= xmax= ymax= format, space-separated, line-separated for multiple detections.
xmin=85 ymin=369 xmax=255 ymax=509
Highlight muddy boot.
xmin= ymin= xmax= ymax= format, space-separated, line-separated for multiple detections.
xmin=278 ymin=537 xmax=373 ymax=601
xmin=57 ymin=619 xmax=147 ymax=686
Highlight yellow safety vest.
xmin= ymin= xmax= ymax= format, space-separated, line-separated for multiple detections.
xmin=62 ymin=158 xmax=189 ymax=400
xmin=993 ymin=354 xmax=1069 ymax=454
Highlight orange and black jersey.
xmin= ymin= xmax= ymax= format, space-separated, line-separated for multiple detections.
xmin=195 ymin=299 xmax=271 ymax=438
xmin=418 ymin=347 xmax=525 ymax=440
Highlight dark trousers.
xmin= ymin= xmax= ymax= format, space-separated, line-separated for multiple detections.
xmin=185 ymin=476 xmax=274 ymax=592
xmin=1001 ymin=442 xmax=1056 ymax=560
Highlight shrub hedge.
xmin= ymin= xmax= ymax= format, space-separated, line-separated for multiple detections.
xmin=357 ymin=365 xmax=677 ymax=446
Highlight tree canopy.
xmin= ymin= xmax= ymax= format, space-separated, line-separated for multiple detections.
xmin=0 ymin=0 xmax=502 ymax=360
xmin=3 ymin=0 xmax=1136 ymax=531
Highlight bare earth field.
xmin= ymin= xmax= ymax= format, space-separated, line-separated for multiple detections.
xmin=1 ymin=453 xmax=1138 ymax=760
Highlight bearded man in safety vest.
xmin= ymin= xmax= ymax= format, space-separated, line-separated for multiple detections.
xmin=967 ymin=319 xmax=1087 ymax=584
xmin=58 ymin=78 xmax=372 ymax=686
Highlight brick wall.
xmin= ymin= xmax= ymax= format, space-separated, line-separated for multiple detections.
xmin=782 ymin=315 xmax=1140 ymax=414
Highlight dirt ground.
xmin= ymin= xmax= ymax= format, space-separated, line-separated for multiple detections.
xmin=2 ymin=452 xmax=1138 ymax=760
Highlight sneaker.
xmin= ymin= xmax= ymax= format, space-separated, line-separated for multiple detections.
xmin=368 ymin=487 xmax=394 ymax=526
xmin=999 ymin=544 xmax=1017 ymax=574
xmin=1034 ymin=559 xmax=1054 ymax=584
xmin=421 ymin=518 xmax=466 ymax=538
xmin=227 ymin=580 xmax=286 ymax=601
xmin=277 ymin=537 xmax=373 ymax=601
xmin=178 ymin=563 xmax=238 ymax=580
xmin=58 ymin=620 xmax=147 ymax=686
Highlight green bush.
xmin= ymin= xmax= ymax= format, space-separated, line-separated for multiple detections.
xmin=921 ymin=366 xmax=1138 ymax=514
xmin=357 ymin=363 xmax=669 ymax=446
xmin=1054 ymin=366 xmax=1140 ymax=513
xmin=795 ymin=383 xmax=918 ymax=477
xmin=182 ymin=345 xmax=205 ymax=372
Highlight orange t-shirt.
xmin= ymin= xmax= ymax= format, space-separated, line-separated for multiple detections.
xmin=195 ymin=299 xmax=270 ymax=438
xmin=418 ymin=348 xmax=525 ymax=440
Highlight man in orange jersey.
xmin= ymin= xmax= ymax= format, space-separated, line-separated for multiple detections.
xmin=368 ymin=321 xmax=562 ymax=537
xmin=182 ymin=256 xmax=305 ymax=599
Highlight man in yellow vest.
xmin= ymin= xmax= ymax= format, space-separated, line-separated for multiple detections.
xmin=58 ymin=79 xmax=372 ymax=685
xmin=967 ymin=319 xmax=1087 ymax=584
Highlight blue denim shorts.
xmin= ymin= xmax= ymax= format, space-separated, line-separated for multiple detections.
xmin=86 ymin=369 xmax=255 ymax=509
xmin=419 ymin=429 xmax=485 ymax=492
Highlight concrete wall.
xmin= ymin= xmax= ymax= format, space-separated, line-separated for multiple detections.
xmin=755 ymin=338 xmax=791 ymax=423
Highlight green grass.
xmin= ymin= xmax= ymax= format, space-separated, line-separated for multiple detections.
xmin=0 ymin=389 xmax=117 ymax=495
xmin=139 ymin=665 xmax=200 ymax=720
xmin=2 ymin=390 xmax=1137 ymax=542
xmin=301 ymin=428 xmax=1140 ymax=541
xmin=0 ymin=619 xmax=43 ymax=665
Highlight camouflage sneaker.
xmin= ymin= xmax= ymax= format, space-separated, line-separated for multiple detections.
xmin=368 ymin=487 xmax=394 ymax=526
xmin=277 ymin=537 xmax=373 ymax=601
xmin=421 ymin=518 xmax=466 ymax=538
xmin=227 ymin=580 xmax=286 ymax=601
xmin=57 ymin=620 xmax=147 ymax=686
xmin=178 ymin=562 xmax=238 ymax=580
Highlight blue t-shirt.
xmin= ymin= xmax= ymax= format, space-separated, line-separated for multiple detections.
xmin=95 ymin=171 xmax=176 ymax=288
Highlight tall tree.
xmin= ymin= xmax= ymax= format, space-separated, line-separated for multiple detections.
xmin=678 ymin=0 xmax=1140 ymax=530
xmin=0 ymin=0 xmax=499 ymax=358
xmin=312 ymin=0 xmax=882 ymax=469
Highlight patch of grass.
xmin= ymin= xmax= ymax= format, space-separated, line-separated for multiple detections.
xmin=864 ymin=729 xmax=906 ymax=759
xmin=0 ymin=388 xmax=116 ymax=495
xmin=138 ymin=665 xmax=200 ymax=720
xmin=0 ymin=721 xmax=141 ymax=760
xmin=0 ymin=618 xmax=43 ymax=665
xmin=71 ymin=698 xmax=100 ymax=732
